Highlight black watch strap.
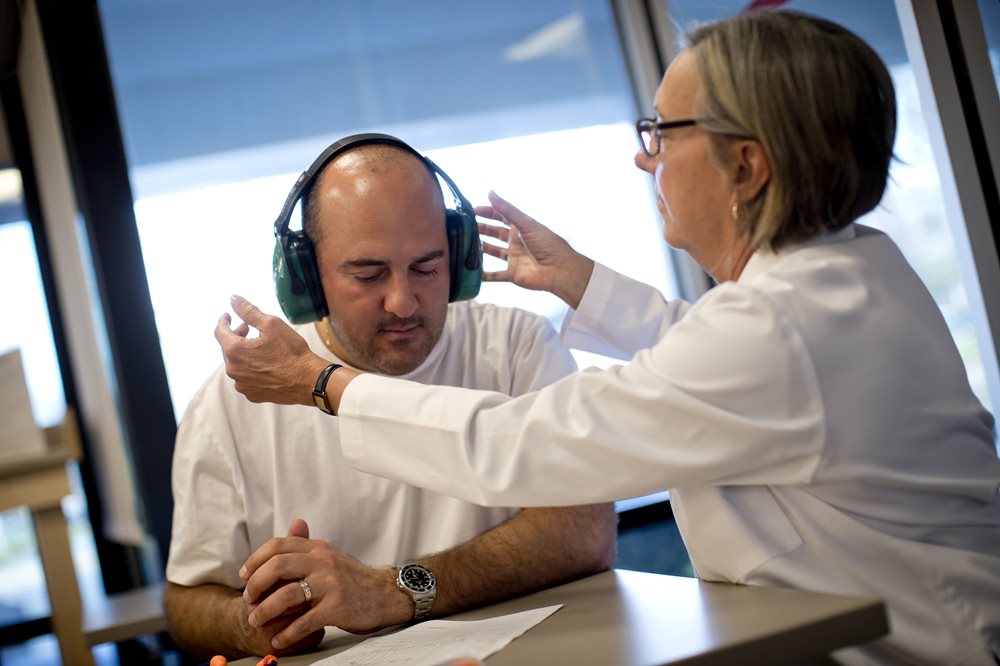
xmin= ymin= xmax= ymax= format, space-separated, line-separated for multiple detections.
xmin=312 ymin=363 xmax=343 ymax=415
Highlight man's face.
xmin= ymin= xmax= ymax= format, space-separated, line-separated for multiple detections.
xmin=312 ymin=151 xmax=451 ymax=376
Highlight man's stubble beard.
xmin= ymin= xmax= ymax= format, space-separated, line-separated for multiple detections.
xmin=326 ymin=313 xmax=445 ymax=376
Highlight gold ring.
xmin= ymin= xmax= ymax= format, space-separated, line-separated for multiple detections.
xmin=298 ymin=578 xmax=313 ymax=603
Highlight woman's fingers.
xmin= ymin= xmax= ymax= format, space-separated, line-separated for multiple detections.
xmin=481 ymin=242 xmax=509 ymax=261
xmin=473 ymin=204 xmax=503 ymax=221
xmin=477 ymin=220 xmax=510 ymax=242
xmin=487 ymin=191 xmax=539 ymax=233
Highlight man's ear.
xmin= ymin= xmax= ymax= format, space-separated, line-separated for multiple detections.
xmin=731 ymin=139 xmax=770 ymax=203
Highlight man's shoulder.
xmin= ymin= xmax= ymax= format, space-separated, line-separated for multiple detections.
xmin=444 ymin=300 xmax=564 ymax=357
xmin=185 ymin=321 xmax=321 ymax=410
xmin=184 ymin=364 xmax=235 ymax=412
xmin=178 ymin=361 xmax=282 ymax=432
xmin=433 ymin=300 xmax=574 ymax=392
xmin=446 ymin=299 xmax=555 ymax=337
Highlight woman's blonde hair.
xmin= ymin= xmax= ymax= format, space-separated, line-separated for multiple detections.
xmin=686 ymin=10 xmax=896 ymax=251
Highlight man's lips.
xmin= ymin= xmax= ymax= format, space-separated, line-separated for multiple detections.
xmin=380 ymin=321 xmax=421 ymax=335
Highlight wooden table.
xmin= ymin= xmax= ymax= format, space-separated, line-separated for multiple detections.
xmin=231 ymin=569 xmax=888 ymax=665
xmin=0 ymin=446 xmax=94 ymax=666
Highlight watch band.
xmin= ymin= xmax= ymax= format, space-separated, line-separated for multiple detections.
xmin=312 ymin=363 xmax=342 ymax=415
xmin=396 ymin=563 xmax=436 ymax=621
xmin=412 ymin=595 xmax=434 ymax=620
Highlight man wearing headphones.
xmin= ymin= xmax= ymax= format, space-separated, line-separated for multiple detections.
xmin=163 ymin=135 xmax=617 ymax=661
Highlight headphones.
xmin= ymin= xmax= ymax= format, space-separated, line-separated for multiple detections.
xmin=272 ymin=133 xmax=483 ymax=324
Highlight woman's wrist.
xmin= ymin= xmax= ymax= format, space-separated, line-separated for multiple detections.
xmin=304 ymin=355 xmax=336 ymax=408
xmin=326 ymin=366 xmax=363 ymax=416
xmin=553 ymin=253 xmax=595 ymax=310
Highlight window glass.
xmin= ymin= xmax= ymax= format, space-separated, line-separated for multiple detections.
xmin=0 ymin=170 xmax=100 ymax=652
xmin=98 ymin=0 xmax=678 ymax=418
xmin=0 ymin=225 xmax=64 ymax=426
xmin=664 ymin=0 xmax=998 ymax=423
xmin=979 ymin=0 xmax=1000 ymax=89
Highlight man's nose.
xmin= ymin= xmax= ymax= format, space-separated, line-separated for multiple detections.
xmin=634 ymin=149 xmax=656 ymax=174
xmin=383 ymin=275 xmax=418 ymax=318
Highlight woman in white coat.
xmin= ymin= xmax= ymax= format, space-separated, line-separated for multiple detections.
xmin=217 ymin=10 xmax=1000 ymax=665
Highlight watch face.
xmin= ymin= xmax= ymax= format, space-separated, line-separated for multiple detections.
xmin=400 ymin=564 xmax=435 ymax=593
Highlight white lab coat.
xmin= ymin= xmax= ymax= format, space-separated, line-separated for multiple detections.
xmin=340 ymin=224 xmax=1000 ymax=665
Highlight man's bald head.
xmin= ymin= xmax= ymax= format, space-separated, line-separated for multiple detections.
xmin=303 ymin=143 xmax=446 ymax=248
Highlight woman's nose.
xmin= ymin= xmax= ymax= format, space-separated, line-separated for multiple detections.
xmin=634 ymin=149 xmax=656 ymax=174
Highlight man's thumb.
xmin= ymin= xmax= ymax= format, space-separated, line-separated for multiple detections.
xmin=286 ymin=518 xmax=310 ymax=539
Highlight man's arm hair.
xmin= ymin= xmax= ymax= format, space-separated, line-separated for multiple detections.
xmin=165 ymin=580 xmax=322 ymax=660
xmin=415 ymin=503 xmax=617 ymax=617
xmin=164 ymin=582 xmax=248 ymax=661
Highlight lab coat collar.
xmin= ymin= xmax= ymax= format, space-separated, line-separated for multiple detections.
xmin=738 ymin=224 xmax=857 ymax=283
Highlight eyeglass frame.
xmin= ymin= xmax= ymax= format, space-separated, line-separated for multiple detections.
xmin=635 ymin=117 xmax=700 ymax=157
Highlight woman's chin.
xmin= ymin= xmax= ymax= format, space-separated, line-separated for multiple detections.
xmin=659 ymin=219 xmax=684 ymax=251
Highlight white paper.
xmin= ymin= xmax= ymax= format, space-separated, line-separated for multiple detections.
xmin=0 ymin=349 xmax=46 ymax=461
xmin=312 ymin=605 xmax=562 ymax=666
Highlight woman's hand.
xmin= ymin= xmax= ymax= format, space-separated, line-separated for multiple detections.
xmin=476 ymin=191 xmax=594 ymax=310
xmin=214 ymin=295 xmax=330 ymax=406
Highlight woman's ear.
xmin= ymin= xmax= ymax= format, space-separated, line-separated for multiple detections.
xmin=731 ymin=139 xmax=770 ymax=203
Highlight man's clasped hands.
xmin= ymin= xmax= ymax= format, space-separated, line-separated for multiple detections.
xmin=236 ymin=518 xmax=408 ymax=655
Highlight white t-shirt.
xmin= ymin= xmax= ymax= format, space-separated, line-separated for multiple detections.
xmin=340 ymin=225 xmax=1000 ymax=665
xmin=166 ymin=300 xmax=577 ymax=589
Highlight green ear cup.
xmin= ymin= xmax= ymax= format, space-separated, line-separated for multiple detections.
xmin=273 ymin=232 xmax=327 ymax=324
xmin=446 ymin=209 xmax=482 ymax=302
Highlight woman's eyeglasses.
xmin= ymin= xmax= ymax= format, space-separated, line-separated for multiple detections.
xmin=634 ymin=117 xmax=700 ymax=157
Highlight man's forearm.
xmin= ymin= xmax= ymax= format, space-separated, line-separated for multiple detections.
xmin=164 ymin=582 xmax=250 ymax=661
xmin=416 ymin=503 xmax=617 ymax=617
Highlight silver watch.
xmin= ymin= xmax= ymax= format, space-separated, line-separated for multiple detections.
xmin=396 ymin=563 xmax=436 ymax=620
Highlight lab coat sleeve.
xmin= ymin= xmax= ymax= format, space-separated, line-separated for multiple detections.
xmin=561 ymin=262 xmax=692 ymax=360
xmin=339 ymin=282 xmax=825 ymax=507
